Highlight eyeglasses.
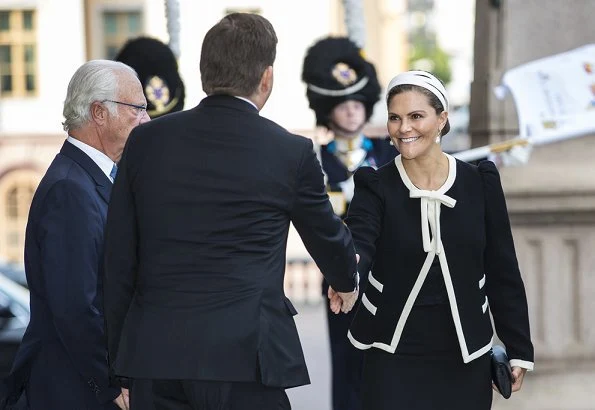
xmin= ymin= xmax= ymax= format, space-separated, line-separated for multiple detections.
xmin=102 ymin=99 xmax=147 ymax=115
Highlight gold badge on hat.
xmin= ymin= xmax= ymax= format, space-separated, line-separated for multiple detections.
xmin=332 ymin=62 xmax=358 ymax=86
xmin=145 ymin=76 xmax=180 ymax=117
xmin=145 ymin=76 xmax=171 ymax=109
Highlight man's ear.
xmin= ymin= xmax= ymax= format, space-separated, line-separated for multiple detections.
xmin=260 ymin=66 xmax=273 ymax=94
xmin=90 ymin=101 xmax=108 ymax=125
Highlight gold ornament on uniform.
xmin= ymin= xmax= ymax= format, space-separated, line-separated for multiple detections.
xmin=332 ymin=62 xmax=358 ymax=86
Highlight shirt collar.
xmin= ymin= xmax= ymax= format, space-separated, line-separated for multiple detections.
xmin=66 ymin=136 xmax=116 ymax=182
xmin=233 ymin=96 xmax=259 ymax=111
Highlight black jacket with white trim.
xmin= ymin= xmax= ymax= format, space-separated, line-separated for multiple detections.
xmin=345 ymin=155 xmax=534 ymax=369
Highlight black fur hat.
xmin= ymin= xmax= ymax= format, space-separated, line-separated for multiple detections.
xmin=114 ymin=37 xmax=185 ymax=118
xmin=302 ymin=36 xmax=380 ymax=126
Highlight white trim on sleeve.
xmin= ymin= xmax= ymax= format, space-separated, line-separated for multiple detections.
xmin=509 ymin=359 xmax=534 ymax=371
xmin=368 ymin=272 xmax=384 ymax=292
xmin=361 ymin=294 xmax=377 ymax=315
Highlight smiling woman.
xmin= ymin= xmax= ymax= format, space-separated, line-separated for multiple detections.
xmin=344 ymin=71 xmax=534 ymax=409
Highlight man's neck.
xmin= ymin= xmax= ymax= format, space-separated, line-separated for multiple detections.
xmin=69 ymin=128 xmax=115 ymax=162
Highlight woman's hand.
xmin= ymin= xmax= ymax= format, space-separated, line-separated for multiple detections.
xmin=511 ymin=366 xmax=527 ymax=392
xmin=328 ymin=286 xmax=358 ymax=314
xmin=492 ymin=366 xmax=527 ymax=395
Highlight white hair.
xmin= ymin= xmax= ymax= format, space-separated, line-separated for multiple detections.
xmin=62 ymin=60 xmax=137 ymax=132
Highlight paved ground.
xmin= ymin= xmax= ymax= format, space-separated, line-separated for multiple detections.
xmin=287 ymin=303 xmax=595 ymax=410
xmin=286 ymin=303 xmax=333 ymax=410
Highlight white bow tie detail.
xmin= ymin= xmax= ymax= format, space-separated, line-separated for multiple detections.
xmin=409 ymin=189 xmax=457 ymax=254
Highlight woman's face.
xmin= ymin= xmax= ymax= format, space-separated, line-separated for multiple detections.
xmin=329 ymin=99 xmax=366 ymax=137
xmin=387 ymin=90 xmax=447 ymax=160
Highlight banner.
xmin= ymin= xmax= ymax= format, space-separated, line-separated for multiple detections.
xmin=495 ymin=44 xmax=595 ymax=142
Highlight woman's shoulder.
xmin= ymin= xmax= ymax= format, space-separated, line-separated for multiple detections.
xmin=353 ymin=166 xmax=379 ymax=184
xmin=477 ymin=159 xmax=499 ymax=176
xmin=453 ymin=158 xmax=504 ymax=198
xmin=453 ymin=157 xmax=499 ymax=181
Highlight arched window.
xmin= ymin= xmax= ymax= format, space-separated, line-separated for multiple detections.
xmin=0 ymin=169 xmax=40 ymax=263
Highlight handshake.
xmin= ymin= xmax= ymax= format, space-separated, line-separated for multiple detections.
xmin=328 ymin=253 xmax=360 ymax=314
xmin=328 ymin=286 xmax=359 ymax=314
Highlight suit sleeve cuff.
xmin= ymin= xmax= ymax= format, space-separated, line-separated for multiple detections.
xmin=509 ymin=359 xmax=534 ymax=371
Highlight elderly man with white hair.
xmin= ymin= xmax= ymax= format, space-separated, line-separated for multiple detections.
xmin=1 ymin=59 xmax=149 ymax=410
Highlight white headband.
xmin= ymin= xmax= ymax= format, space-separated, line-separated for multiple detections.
xmin=386 ymin=70 xmax=449 ymax=111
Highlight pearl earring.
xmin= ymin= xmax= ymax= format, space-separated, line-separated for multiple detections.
xmin=435 ymin=129 xmax=441 ymax=144
xmin=389 ymin=140 xmax=394 ymax=146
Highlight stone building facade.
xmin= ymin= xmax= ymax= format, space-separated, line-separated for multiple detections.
xmin=472 ymin=1 xmax=595 ymax=408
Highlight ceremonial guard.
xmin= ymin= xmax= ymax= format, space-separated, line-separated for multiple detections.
xmin=301 ymin=37 xmax=397 ymax=410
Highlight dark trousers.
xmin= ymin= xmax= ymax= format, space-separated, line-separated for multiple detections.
xmin=131 ymin=379 xmax=290 ymax=410
xmin=325 ymin=300 xmax=363 ymax=410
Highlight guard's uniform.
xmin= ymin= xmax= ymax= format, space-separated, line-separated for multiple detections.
xmin=319 ymin=135 xmax=395 ymax=410
xmin=302 ymin=37 xmax=397 ymax=410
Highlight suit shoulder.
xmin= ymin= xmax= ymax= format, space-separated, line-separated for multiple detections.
xmin=130 ymin=109 xmax=189 ymax=136
xmin=455 ymin=157 xmax=484 ymax=181
xmin=456 ymin=157 xmax=479 ymax=170
xmin=258 ymin=117 xmax=313 ymax=148
xmin=353 ymin=166 xmax=378 ymax=184
xmin=31 ymin=168 xmax=93 ymax=217
xmin=42 ymin=168 xmax=91 ymax=198
xmin=39 ymin=155 xmax=86 ymax=188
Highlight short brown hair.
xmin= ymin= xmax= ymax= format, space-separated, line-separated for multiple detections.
xmin=200 ymin=13 xmax=277 ymax=96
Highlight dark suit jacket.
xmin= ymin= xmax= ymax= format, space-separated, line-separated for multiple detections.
xmin=103 ymin=95 xmax=358 ymax=389
xmin=1 ymin=142 xmax=120 ymax=409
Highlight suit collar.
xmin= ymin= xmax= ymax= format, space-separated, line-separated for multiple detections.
xmin=60 ymin=140 xmax=112 ymax=203
xmin=198 ymin=94 xmax=259 ymax=114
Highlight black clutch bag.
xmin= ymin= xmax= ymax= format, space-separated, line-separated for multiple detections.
xmin=491 ymin=345 xmax=513 ymax=399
